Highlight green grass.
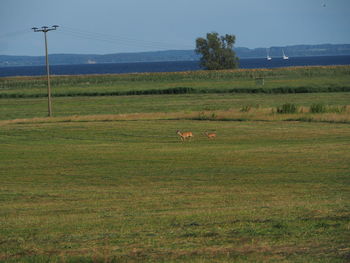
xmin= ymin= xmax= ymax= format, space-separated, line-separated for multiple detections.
xmin=1 ymin=66 xmax=350 ymax=262
xmin=0 ymin=120 xmax=349 ymax=262
xmin=1 ymin=92 xmax=350 ymax=121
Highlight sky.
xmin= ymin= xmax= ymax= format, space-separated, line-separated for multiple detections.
xmin=0 ymin=0 xmax=349 ymax=56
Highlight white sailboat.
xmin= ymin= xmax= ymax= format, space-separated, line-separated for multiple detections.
xmin=282 ymin=49 xmax=289 ymax=60
xmin=266 ymin=48 xmax=272 ymax=61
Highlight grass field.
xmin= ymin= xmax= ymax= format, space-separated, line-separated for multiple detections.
xmin=0 ymin=66 xmax=349 ymax=262
xmin=1 ymin=92 xmax=350 ymax=121
xmin=1 ymin=66 xmax=350 ymax=98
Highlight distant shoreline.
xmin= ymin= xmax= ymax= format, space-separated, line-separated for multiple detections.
xmin=1 ymin=55 xmax=350 ymax=77
xmin=1 ymin=44 xmax=350 ymax=67
xmin=1 ymin=54 xmax=350 ymax=68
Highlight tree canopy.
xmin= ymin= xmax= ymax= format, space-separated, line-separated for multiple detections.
xmin=195 ymin=32 xmax=239 ymax=70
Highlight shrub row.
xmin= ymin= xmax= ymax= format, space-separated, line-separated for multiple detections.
xmin=310 ymin=103 xmax=347 ymax=113
xmin=276 ymin=103 xmax=298 ymax=114
xmin=274 ymin=103 xmax=348 ymax=114
xmin=1 ymin=86 xmax=350 ymax=99
xmin=0 ymin=87 xmax=195 ymax=98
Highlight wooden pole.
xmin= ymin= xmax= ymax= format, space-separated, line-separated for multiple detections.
xmin=44 ymin=31 xmax=52 ymax=117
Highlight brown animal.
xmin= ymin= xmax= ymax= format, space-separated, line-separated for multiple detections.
xmin=205 ymin=131 xmax=216 ymax=139
xmin=176 ymin=130 xmax=193 ymax=141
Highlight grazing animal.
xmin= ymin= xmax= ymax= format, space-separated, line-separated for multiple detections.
xmin=176 ymin=130 xmax=193 ymax=141
xmin=205 ymin=131 xmax=216 ymax=139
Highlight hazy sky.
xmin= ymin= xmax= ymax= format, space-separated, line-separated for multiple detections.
xmin=0 ymin=0 xmax=349 ymax=56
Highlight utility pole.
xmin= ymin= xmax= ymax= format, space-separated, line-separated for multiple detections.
xmin=32 ymin=25 xmax=59 ymax=117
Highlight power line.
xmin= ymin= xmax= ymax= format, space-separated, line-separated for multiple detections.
xmin=59 ymin=31 xmax=177 ymax=50
xmin=0 ymin=26 xmax=194 ymax=51
xmin=0 ymin=29 xmax=31 ymax=39
xmin=64 ymin=26 xmax=191 ymax=47
xmin=58 ymin=26 xmax=194 ymax=50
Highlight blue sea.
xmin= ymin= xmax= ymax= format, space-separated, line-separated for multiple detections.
xmin=1 ymin=55 xmax=350 ymax=77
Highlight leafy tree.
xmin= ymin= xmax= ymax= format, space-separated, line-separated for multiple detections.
xmin=195 ymin=32 xmax=239 ymax=70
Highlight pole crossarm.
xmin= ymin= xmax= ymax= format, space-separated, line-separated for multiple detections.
xmin=32 ymin=25 xmax=59 ymax=33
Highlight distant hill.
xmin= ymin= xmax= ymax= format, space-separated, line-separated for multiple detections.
xmin=1 ymin=44 xmax=350 ymax=67
xmin=236 ymin=44 xmax=350 ymax=59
